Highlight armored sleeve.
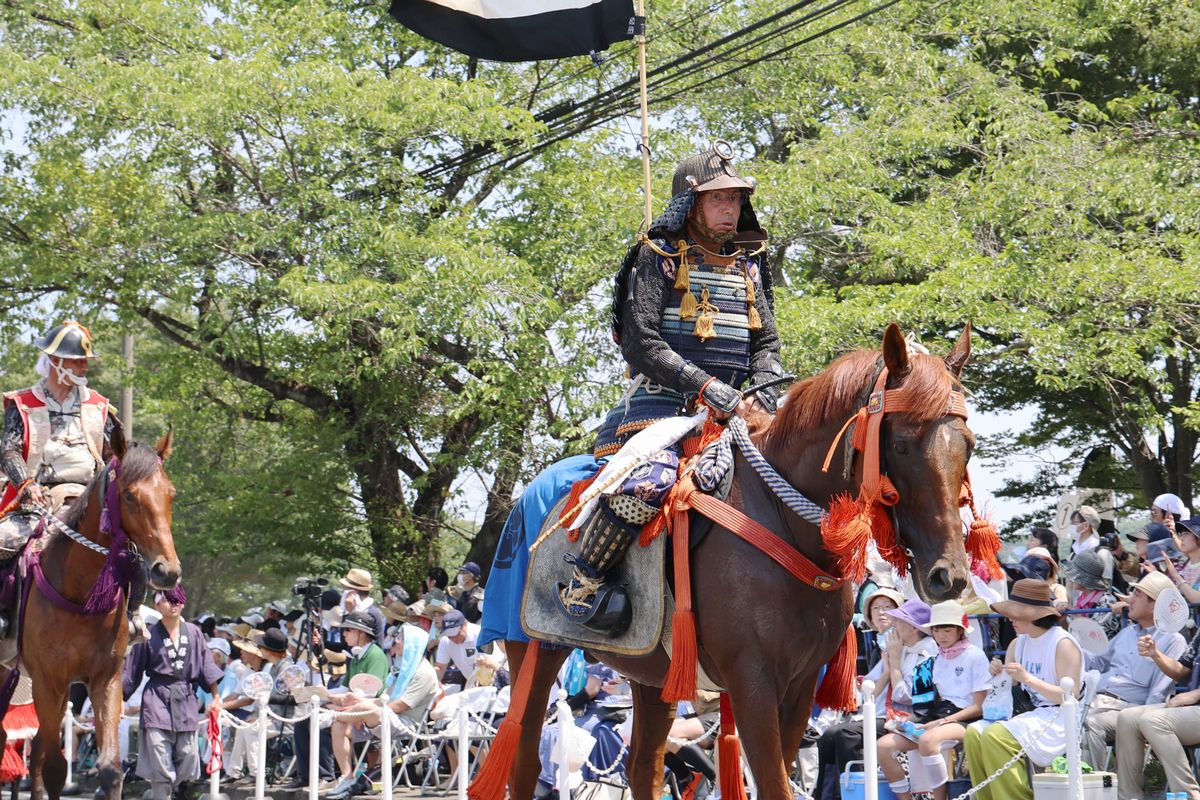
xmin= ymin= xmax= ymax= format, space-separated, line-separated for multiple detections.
xmin=746 ymin=264 xmax=785 ymax=411
xmin=1 ymin=404 xmax=27 ymax=486
xmin=618 ymin=243 xmax=710 ymax=396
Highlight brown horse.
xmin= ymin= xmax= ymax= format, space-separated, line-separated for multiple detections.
xmin=0 ymin=427 xmax=180 ymax=800
xmin=496 ymin=323 xmax=977 ymax=800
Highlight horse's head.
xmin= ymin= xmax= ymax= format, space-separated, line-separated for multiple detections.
xmin=109 ymin=425 xmax=181 ymax=591
xmin=876 ymin=323 xmax=974 ymax=601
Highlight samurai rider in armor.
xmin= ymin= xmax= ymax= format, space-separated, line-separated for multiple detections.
xmin=556 ymin=141 xmax=785 ymax=636
xmin=0 ymin=321 xmax=143 ymax=638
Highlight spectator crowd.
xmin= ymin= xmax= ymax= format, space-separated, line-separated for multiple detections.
xmin=57 ymin=493 xmax=1200 ymax=800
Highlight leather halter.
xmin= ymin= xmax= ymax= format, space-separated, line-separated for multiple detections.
xmin=820 ymin=366 xmax=969 ymax=507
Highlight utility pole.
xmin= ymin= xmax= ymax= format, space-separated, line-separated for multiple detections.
xmin=121 ymin=333 xmax=134 ymax=438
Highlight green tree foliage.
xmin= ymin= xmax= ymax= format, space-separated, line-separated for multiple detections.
xmin=1 ymin=0 xmax=1196 ymax=587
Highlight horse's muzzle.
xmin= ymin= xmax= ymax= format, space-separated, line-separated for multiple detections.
xmin=149 ymin=559 xmax=181 ymax=591
xmin=925 ymin=561 xmax=967 ymax=601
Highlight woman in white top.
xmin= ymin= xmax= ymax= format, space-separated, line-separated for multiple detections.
xmin=963 ymin=579 xmax=1083 ymax=800
xmin=877 ymin=601 xmax=989 ymax=800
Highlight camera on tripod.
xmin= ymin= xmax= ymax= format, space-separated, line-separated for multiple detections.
xmin=292 ymin=576 xmax=329 ymax=600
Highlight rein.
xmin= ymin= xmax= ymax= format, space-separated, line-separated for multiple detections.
xmin=26 ymin=457 xmax=142 ymax=617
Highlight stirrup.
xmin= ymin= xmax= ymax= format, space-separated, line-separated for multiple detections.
xmin=555 ymin=574 xmax=633 ymax=637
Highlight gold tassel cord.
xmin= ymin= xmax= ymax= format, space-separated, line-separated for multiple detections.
xmin=744 ymin=268 xmax=762 ymax=331
xmin=694 ymin=286 xmax=718 ymax=341
xmin=672 ymin=239 xmax=690 ymax=291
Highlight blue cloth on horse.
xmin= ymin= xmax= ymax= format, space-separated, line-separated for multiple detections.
xmin=479 ymin=454 xmax=602 ymax=649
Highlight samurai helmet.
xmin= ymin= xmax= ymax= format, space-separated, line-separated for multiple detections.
xmin=34 ymin=320 xmax=98 ymax=359
xmin=671 ymin=139 xmax=756 ymax=196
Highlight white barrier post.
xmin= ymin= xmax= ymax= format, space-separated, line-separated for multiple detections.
xmin=457 ymin=703 xmax=469 ymax=800
xmin=308 ymin=698 xmax=321 ymax=800
xmin=64 ymin=701 xmax=74 ymax=788
xmin=209 ymin=712 xmax=222 ymax=800
xmin=556 ymin=689 xmax=572 ymax=799
xmin=381 ymin=699 xmax=393 ymax=800
xmin=861 ymin=681 xmax=877 ymax=800
xmin=1060 ymin=677 xmax=1081 ymax=800
xmin=255 ymin=693 xmax=270 ymax=800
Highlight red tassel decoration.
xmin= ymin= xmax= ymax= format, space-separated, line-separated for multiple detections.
xmin=640 ymin=511 xmax=667 ymax=547
xmin=814 ymin=626 xmax=859 ymax=712
xmin=468 ymin=641 xmax=542 ymax=800
xmin=821 ymin=494 xmax=872 ymax=583
xmin=717 ymin=695 xmax=749 ymax=800
xmin=967 ymin=518 xmax=1004 ymax=580
xmin=662 ymin=486 xmax=698 ymax=704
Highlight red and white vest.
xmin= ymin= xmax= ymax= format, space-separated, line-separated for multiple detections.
xmin=0 ymin=385 xmax=109 ymax=510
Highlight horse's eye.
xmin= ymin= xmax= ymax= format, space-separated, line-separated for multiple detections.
xmin=894 ymin=440 xmax=909 ymax=455
xmin=122 ymin=490 xmax=137 ymax=504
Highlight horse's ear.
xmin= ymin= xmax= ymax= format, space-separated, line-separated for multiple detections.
xmin=945 ymin=324 xmax=972 ymax=378
xmin=882 ymin=323 xmax=909 ymax=377
xmin=110 ymin=414 xmax=127 ymax=461
xmin=155 ymin=426 xmax=174 ymax=461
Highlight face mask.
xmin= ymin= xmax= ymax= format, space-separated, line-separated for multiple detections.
xmin=49 ymin=357 xmax=87 ymax=387
xmin=1072 ymin=523 xmax=1087 ymax=538
xmin=350 ymin=645 xmax=365 ymax=658
xmin=456 ymin=575 xmax=467 ymax=589
xmin=380 ymin=635 xmax=395 ymax=651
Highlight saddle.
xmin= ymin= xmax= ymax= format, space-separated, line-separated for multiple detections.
xmin=520 ymin=441 xmax=735 ymax=656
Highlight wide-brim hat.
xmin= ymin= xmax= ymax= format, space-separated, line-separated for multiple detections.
xmin=1061 ymin=551 xmax=1109 ymax=592
xmin=919 ymin=600 xmax=973 ymax=634
xmin=420 ymin=599 xmax=454 ymax=619
xmin=340 ymin=568 xmax=373 ymax=592
xmin=863 ymin=588 xmax=906 ymax=631
xmin=1126 ymin=571 xmax=1174 ymax=601
xmin=885 ymin=598 xmax=932 ymax=631
xmin=1177 ymin=518 xmax=1200 ymax=539
xmin=235 ymin=638 xmax=265 ymax=659
xmin=381 ymin=600 xmax=410 ymax=623
xmin=991 ymin=579 xmax=1062 ymax=621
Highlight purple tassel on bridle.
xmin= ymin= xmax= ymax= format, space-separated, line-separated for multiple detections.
xmin=83 ymin=460 xmax=139 ymax=616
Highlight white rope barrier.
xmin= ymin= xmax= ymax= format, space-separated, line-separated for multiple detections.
xmin=308 ymin=697 xmax=321 ymax=800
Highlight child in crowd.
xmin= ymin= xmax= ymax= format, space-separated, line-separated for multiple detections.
xmin=877 ymin=601 xmax=989 ymax=800
xmin=963 ymin=579 xmax=1082 ymax=800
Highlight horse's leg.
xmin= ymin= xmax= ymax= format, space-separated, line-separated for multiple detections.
xmin=627 ymin=680 xmax=675 ymax=800
xmin=503 ymin=640 xmax=569 ymax=800
xmin=29 ymin=678 xmax=69 ymax=800
xmin=778 ymin=672 xmax=819 ymax=787
xmin=87 ymin=671 xmax=124 ymax=800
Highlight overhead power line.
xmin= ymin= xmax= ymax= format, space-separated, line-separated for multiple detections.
xmin=417 ymin=0 xmax=899 ymax=186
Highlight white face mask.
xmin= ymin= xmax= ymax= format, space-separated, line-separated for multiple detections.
xmin=1072 ymin=523 xmax=1088 ymax=539
xmin=456 ymin=575 xmax=468 ymax=589
xmin=350 ymin=645 xmax=365 ymax=657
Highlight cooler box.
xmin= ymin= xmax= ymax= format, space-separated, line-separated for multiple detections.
xmin=1031 ymin=771 xmax=1116 ymax=800
xmin=840 ymin=761 xmax=898 ymax=800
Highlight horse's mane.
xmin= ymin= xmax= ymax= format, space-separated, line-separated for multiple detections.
xmin=61 ymin=441 xmax=163 ymax=528
xmin=763 ymin=349 xmax=956 ymax=446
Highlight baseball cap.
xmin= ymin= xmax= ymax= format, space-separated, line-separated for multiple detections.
xmin=457 ymin=562 xmax=482 ymax=579
xmin=440 ymin=609 xmax=467 ymax=635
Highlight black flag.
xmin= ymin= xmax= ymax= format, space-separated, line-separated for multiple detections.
xmin=389 ymin=0 xmax=636 ymax=62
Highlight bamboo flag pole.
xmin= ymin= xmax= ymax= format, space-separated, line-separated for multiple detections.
xmin=635 ymin=0 xmax=652 ymax=232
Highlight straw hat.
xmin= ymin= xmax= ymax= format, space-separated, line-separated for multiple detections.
xmin=919 ymin=600 xmax=973 ymax=634
xmin=339 ymin=568 xmax=374 ymax=593
xmin=991 ymin=579 xmax=1062 ymax=622
xmin=235 ymin=638 xmax=266 ymax=659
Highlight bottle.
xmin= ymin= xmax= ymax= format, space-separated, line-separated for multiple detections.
xmin=983 ymin=673 xmax=1013 ymax=721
